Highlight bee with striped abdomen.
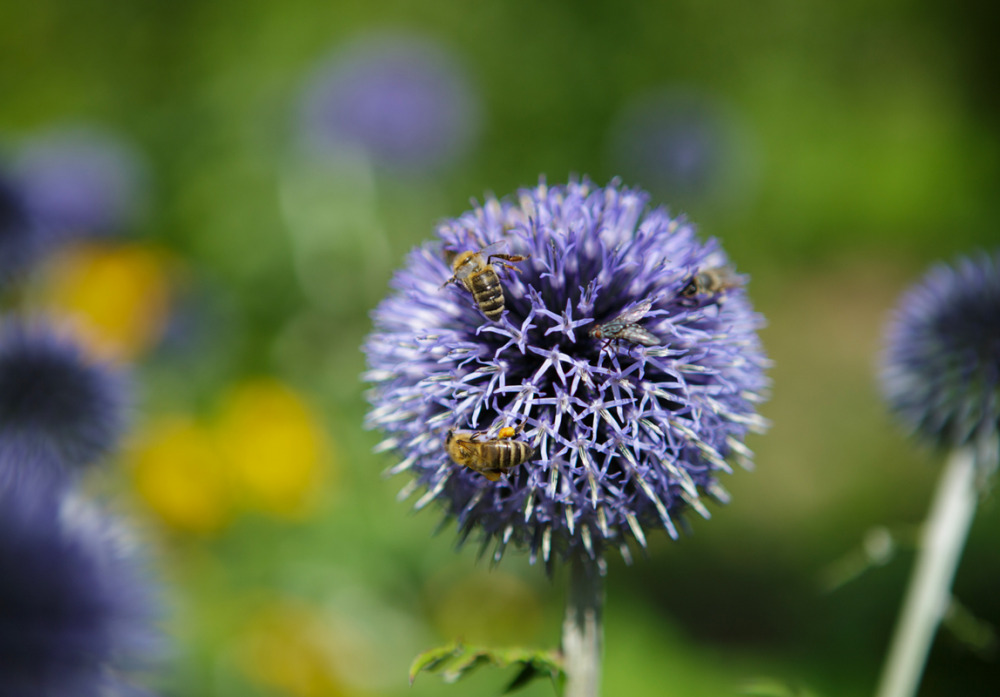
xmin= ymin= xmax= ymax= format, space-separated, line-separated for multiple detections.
xmin=442 ymin=242 xmax=527 ymax=322
xmin=445 ymin=425 xmax=534 ymax=482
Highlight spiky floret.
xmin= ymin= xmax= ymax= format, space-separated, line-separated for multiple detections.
xmin=0 ymin=320 xmax=128 ymax=470
xmin=0 ymin=466 xmax=160 ymax=697
xmin=364 ymin=178 xmax=770 ymax=567
xmin=881 ymin=250 xmax=1000 ymax=449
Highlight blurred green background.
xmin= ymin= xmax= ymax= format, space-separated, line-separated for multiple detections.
xmin=3 ymin=1 xmax=998 ymax=695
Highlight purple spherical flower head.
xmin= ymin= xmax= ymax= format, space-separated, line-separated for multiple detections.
xmin=299 ymin=33 xmax=480 ymax=171
xmin=0 ymin=166 xmax=51 ymax=290
xmin=11 ymin=127 xmax=147 ymax=237
xmin=881 ymin=250 xmax=1000 ymax=449
xmin=364 ymin=178 xmax=770 ymax=567
xmin=0 ymin=320 xmax=128 ymax=471
xmin=0 ymin=465 xmax=160 ymax=697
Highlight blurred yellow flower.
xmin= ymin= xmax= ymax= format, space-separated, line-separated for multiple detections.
xmin=426 ymin=569 xmax=543 ymax=646
xmin=238 ymin=603 xmax=351 ymax=697
xmin=215 ymin=379 xmax=329 ymax=518
xmin=131 ymin=417 xmax=232 ymax=534
xmin=42 ymin=242 xmax=172 ymax=361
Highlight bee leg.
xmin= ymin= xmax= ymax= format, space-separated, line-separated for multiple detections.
xmin=439 ymin=275 xmax=458 ymax=290
xmin=481 ymin=470 xmax=502 ymax=482
xmin=497 ymin=426 xmax=516 ymax=439
xmin=487 ymin=254 xmax=528 ymax=273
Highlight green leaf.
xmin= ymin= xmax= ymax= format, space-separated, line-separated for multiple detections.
xmin=408 ymin=641 xmax=564 ymax=693
xmin=943 ymin=596 xmax=998 ymax=658
xmin=442 ymin=651 xmax=493 ymax=683
xmin=503 ymin=663 xmax=542 ymax=694
xmin=740 ymin=677 xmax=822 ymax=697
xmin=409 ymin=642 xmax=464 ymax=684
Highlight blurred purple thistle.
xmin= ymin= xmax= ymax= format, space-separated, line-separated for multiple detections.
xmin=10 ymin=127 xmax=147 ymax=237
xmin=0 ymin=320 xmax=128 ymax=472
xmin=0 ymin=167 xmax=52 ymax=291
xmin=881 ymin=250 xmax=1000 ymax=450
xmin=299 ymin=33 xmax=480 ymax=172
xmin=0 ymin=466 xmax=160 ymax=697
xmin=876 ymin=250 xmax=1000 ymax=697
xmin=363 ymin=177 xmax=770 ymax=568
xmin=607 ymin=88 xmax=756 ymax=207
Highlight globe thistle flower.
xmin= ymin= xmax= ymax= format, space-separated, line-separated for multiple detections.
xmin=0 ymin=167 xmax=51 ymax=290
xmin=880 ymin=250 xmax=1000 ymax=450
xmin=0 ymin=320 xmax=128 ymax=471
xmin=10 ymin=127 xmax=147 ymax=237
xmin=0 ymin=466 xmax=160 ymax=697
xmin=875 ymin=250 xmax=1000 ymax=697
xmin=298 ymin=32 xmax=480 ymax=172
xmin=364 ymin=178 xmax=770 ymax=566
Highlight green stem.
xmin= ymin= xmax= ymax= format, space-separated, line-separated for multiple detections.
xmin=875 ymin=445 xmax=981 ymax=697
xmin=562 ymin=555 xmax=604 ymax=697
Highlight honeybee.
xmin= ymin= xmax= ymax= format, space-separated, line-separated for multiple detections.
xmin=678 ymin=267 xmax=742 ymax=304
xmin=445 ymin=425 xmax=534 ymax=482
xmin=442 ymin=242 xmax=528 ymax=322
xmin=589 ymin=299 xmax=659 ymax=351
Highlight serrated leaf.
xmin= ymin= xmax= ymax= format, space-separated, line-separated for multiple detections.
xmin=503 ymin=663 xmax=541 ymax=694
xmin=408 ymin=641 xmax=564 ymax=693
xmin=409 ymin=642 xmax=463 ymax=684
xmin=740 ymin=677 xmax=821 ymax=697
xmin=442 ymin=651 xmax=493 ymax=682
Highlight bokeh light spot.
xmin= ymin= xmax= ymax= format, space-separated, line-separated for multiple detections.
xmin=131 ymin=417 xmax=232 ymax=534
xmin=42 ymin=242 xmax=172 ymax=361
xmin=215 ymin=378 xmax=330 ymax=518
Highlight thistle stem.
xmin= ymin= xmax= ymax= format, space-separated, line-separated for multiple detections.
xmin=875 ymin=446 xmax=980 ymax=697
xmin=562 ymin=555 xmax=604 ymax=697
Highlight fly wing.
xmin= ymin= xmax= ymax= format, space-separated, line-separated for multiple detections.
xmin=609 ymin=298 xmax=654 ymax=325
xmin=620 ymin=324 xmax=659 ymax=346
xmin=592 ymin=299 xmax=653 ymax=337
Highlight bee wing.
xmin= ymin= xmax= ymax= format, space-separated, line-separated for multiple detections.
xmin=697 ymin=266 xmax=744 ymax=293
xmin=455 ymin=438 xmax=479 ymax=458
xmin=716 ymin=266 xmax=744 ymax=289
xmin=453 ymin=258 xmax=476 ymax=281
xmin=479 ymin=240 xmax=510 ymax=257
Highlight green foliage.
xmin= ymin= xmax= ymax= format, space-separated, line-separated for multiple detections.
xmin=942 ymin=597 xmax=998 ymax=659
xmin=740 ymin=677 xmax=822 ymax=697
xmin=409 ymin=641 xmax=564 ymax=694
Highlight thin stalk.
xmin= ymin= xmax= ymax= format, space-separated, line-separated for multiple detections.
xmin=875 ymin=446 xmax=980 ymax=697
xmin=562 ymin=555 xmax=604 ymax=697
